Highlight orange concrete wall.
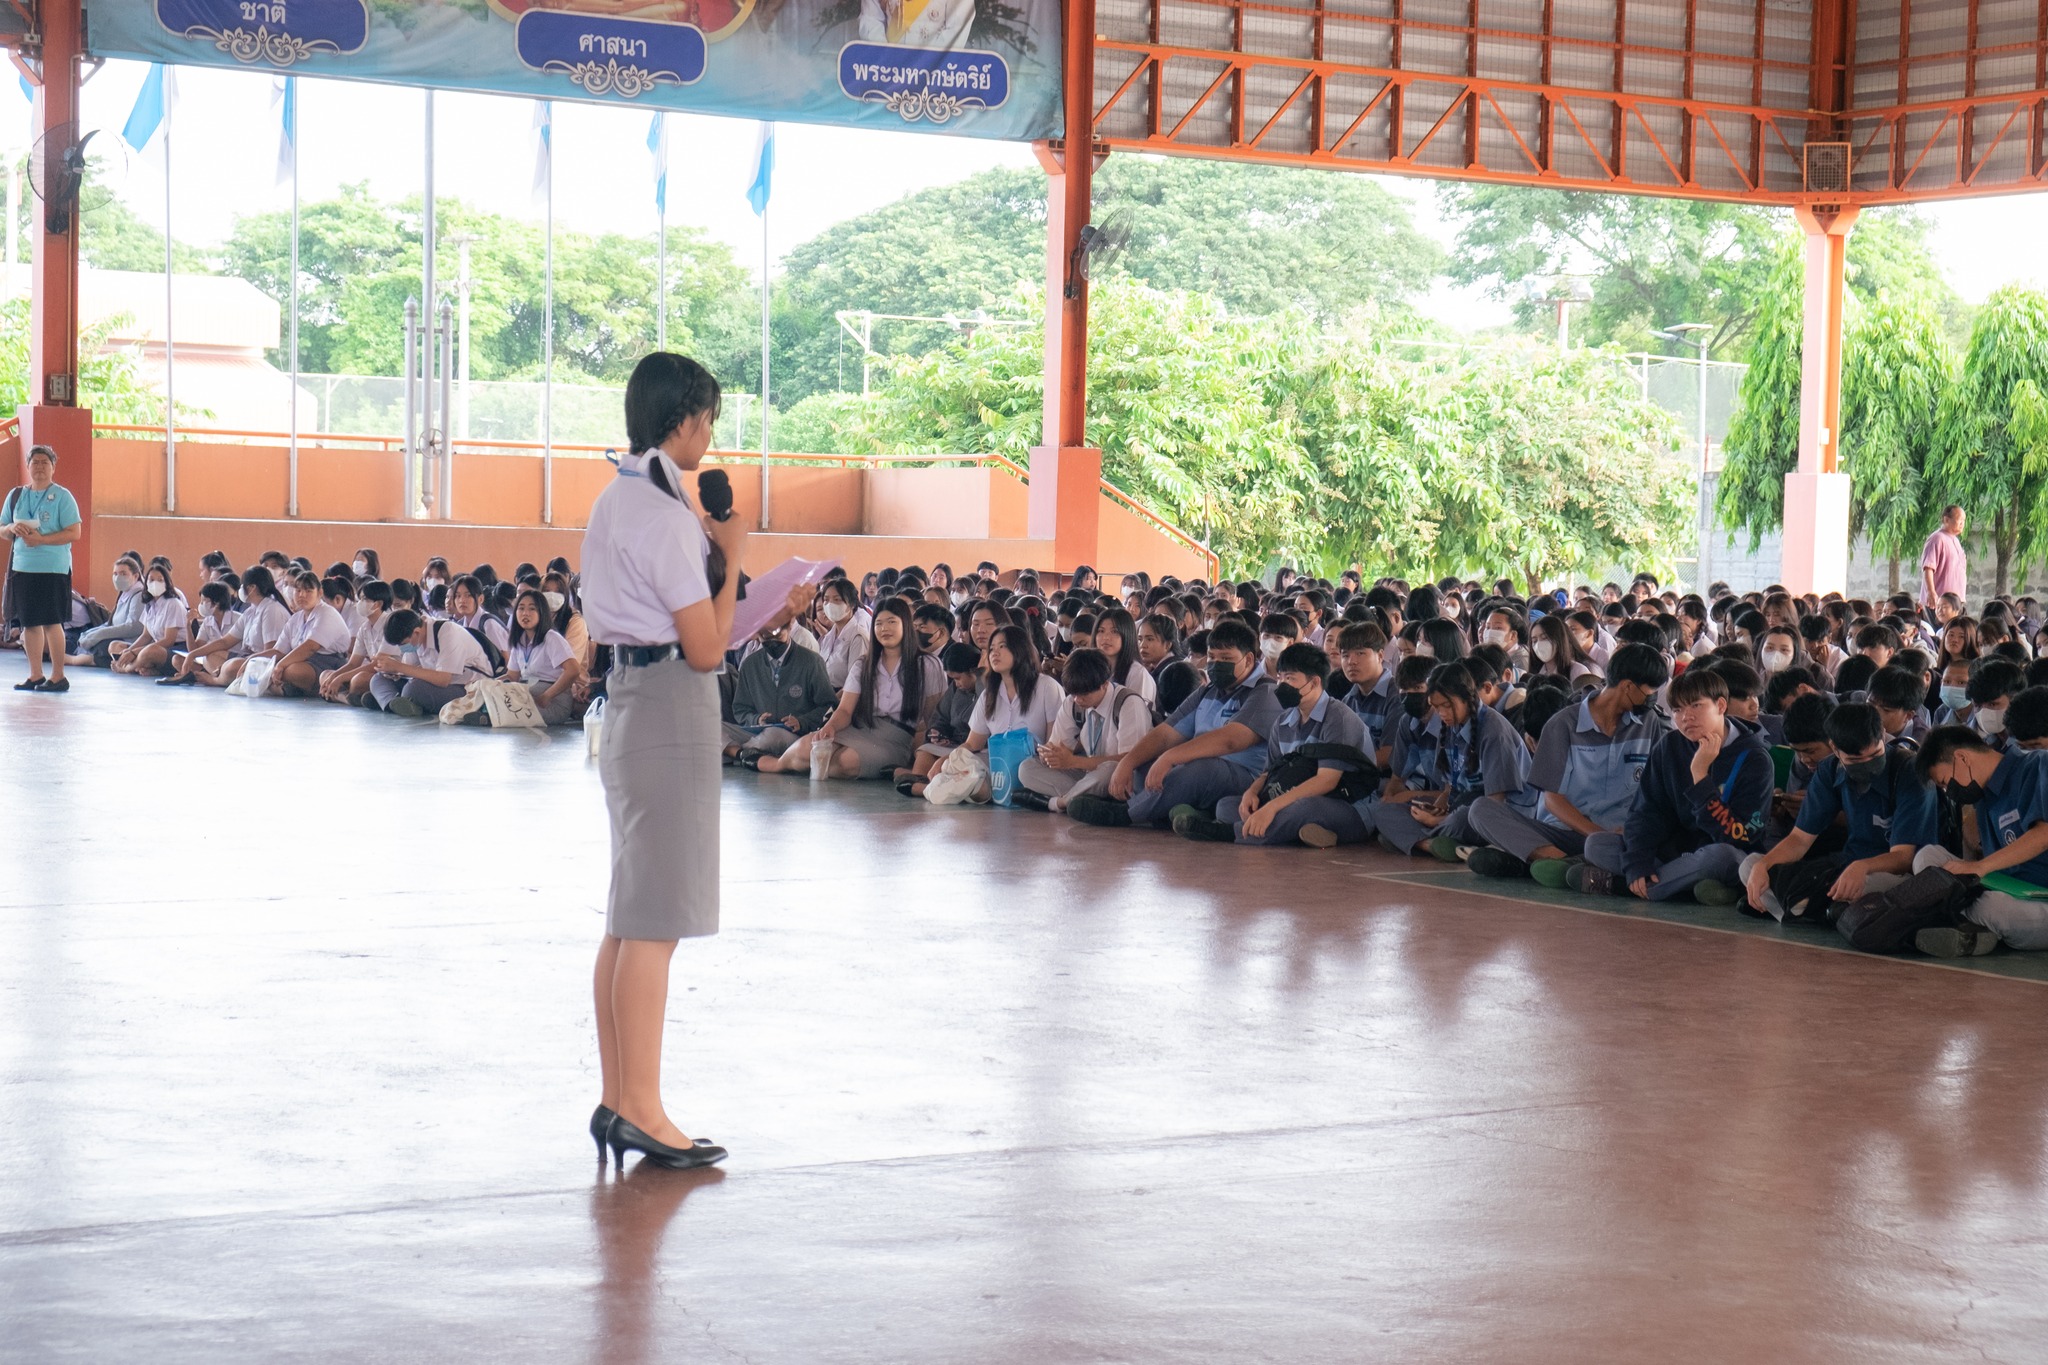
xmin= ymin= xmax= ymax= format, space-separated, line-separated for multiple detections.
xmin=1096 ymin=494 xmax=1214 ymax=583
xmin=865 ymin=466 xmax=990 ymax=538
xmin=990 ymin=469 xmax=1029 ymax=540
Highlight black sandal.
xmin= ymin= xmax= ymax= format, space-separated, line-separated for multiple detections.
xmin=735 ymin=750 xmax=766 ymax=771
xmin=895 ymin=776 xmax=922 ymax=797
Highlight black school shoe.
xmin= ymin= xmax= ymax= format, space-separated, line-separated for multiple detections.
xmin=1067 ymin=794 xmax=1132 ymax=827
xmin=39 ymin=678 xmax=68 ymax=693
xmin=1465 ymin=847 xmax=1530 ymax=880
xmin=1566 ymin=862 xmax=1626 ymax=896
xmin=1009 ymin=787 xmax=1053 ymax=813
xmin=1171 ymin=809 xmax=1236 ymax=842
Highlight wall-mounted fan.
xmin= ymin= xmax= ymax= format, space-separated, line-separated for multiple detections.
xmin=28 ymin=122 xmax=126 ymax=235
xmin=1066 ymin=208 xmax=1133 ymax=300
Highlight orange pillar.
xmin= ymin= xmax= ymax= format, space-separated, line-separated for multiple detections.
xmin=1029 ymin=0 xmax=1101 ymax=577
xmin=1780 ymin=205 xmax=1857 ymax=596
xmin=19 ymin=0 xmax=93 ymax=577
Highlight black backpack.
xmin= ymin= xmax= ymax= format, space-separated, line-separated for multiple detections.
xmin=1836 ymin=867 xmax=1982 ymax=954
xmin=434 ymin=619 xmax=506 ymax=678
xmin=1262 ymin=743 xmax=1381 ymax=805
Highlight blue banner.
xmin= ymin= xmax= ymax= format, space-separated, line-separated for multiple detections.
xmin=93 ymin=0 xmax=1060 ymax=142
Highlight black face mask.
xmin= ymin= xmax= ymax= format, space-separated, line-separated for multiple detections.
xmin=1274 ymin=682 xmax=1303 ymax=709
xmin=1403 ymin=692 xmax=1431 ymax=720
xmin=1842 ymin=754 xmax=1886 ymax=789
xmin=1947 ymin=778 xmax=1987 ymax=806
xmin=761 ymin=639 xmax=789 ymax=659
xmin=1207 ymin=660 xmax=1239 ymax=690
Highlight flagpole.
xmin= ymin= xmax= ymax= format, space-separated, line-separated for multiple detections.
xmin=541 ymin=101 xmax=554 ymax=527
xmin=656 ymin=201 xmax=666 ymax=352
xmin=163 ymin=73 xmax=176 ymax=515
xmin=759 ymin=193 xmax=770 ymax=531
xmin=287 ymin=77 xmax=300 ymax=518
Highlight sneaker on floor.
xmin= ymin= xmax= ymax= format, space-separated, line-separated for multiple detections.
xmin=1166 ymin=803 xmax=1201 ymax=826
xmin=1171 ymin=809 xmax=1236 ymax=842
xmin=1067 ymin=794 xmax=1132 ymax=828
xmin=1425 ymin=836 xmax=1463 ymax=864
xmin=1530 ymin=857 xmax=1576 ymax=889
xmin=1465 ymin=847 xmax=1530 ymax=880
xmin=1567 ymin=862 xmax=1624 ymax=896
xmin=1915 ymin=923 xmax=2001 ymax=958
xmin=387 ymin=697 xmax=425 ymax=719
xmin=1693 ymin=878 xmax=1742 ymax=907
xmin=1298 ymin=823 xmax=1339 ymax=849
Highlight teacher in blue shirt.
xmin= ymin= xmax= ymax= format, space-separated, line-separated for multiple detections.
xmin=2 ymin=444 xmax=83 ymax=693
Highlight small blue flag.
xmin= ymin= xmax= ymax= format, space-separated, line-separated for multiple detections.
xmin=647 ymin=111 xmax=667 ymax=216
xmin=746 ymin=121 xmax=774 ymax=216
xmin=121 ymin=63 xmax=168 ymax=152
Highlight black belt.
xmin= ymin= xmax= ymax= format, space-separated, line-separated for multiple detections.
xmin=616 ymin=644 xmax=678 ymax=667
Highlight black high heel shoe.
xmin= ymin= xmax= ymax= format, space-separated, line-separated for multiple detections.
xmin=606 ymin=1115 xmax=727 ymax=1171
xmin=592 ymin=1102 xmax=715 ymax=1156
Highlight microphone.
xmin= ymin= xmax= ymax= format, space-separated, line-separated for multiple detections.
xmin=698 ymin=468 xmax=735 ymax=522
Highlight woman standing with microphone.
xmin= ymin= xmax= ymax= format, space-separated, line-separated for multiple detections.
xmin=581 ymin=353 xmax=744 ymax=1171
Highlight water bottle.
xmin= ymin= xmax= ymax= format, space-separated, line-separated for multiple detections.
xmin=809 ymin=737 xmax=834 ymax=781
xmin=584 ymin=695 xmax=605 ymax=757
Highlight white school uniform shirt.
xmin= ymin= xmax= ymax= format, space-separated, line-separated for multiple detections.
xmin=843 ymin=651 xmax=945 ymax=723
xmin=508 ymin=630 xmax=576 ymax=686
xmin=419 ymin=619 xmax=495 ymax=681
xmin=139 ymin=593 xmax=187 ymax=645
xmin=193 ymin=609 xmax=235 ymax=649
xmin=281 ymin=601 xmax=353 ymax=656
xmin=454 ymin=610 xmax=511 ymax=654
xmin=1048 ymin=681 xmax=1153 ymax=757
xmin=969 ymin=674 xmax=1067 ymax=741
xmin=580 ymin=451 xmax=712 ymax=645
xmin=1112 ymin=658 xmax=1158 ymax=706
xmin=354 ymin=614 xmax=396 ymax=660
xmin=819 ymin=617 xmax=870 ymax=689
xmin=233 ymin=597 xmax=291 ymax=656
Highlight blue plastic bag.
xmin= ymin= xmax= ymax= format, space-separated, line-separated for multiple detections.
xmin=987 ymin=727 xmax=1034 ymax=808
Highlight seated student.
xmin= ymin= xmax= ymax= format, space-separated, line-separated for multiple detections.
xmin=1855 ymin=622 xmax=1899 ymax=670
xmin=911 ymin=602 xmax=956 ymax=659
xmin=69 ymin=553 xmax=148 ymax=668
xmin=318 ymin=579 xmax=394 ymax=706
xmin=1832 ymin=652 xmax=1879 ymax=701
xmin=1568 ymin=666 xmax=1772 ymax=903
xmin=1137 ymin=612 xmax=1200 ymax=713
xmin=265 ymin=573 xmax=356 ymax=698
xmin=1763 ymin=664 xmax=1820 ymax=722
xmin=1706 ymin=659 xmax=1778 ymax=743
xmin=1767 ymin=691 xmax=1838 ymax=839
xmin=725 ymin=615 xmax=837 ymax=765
xmin=1373 ymin=661 xmax=1531 ymax=858
xmin=1069 ymin=619 xmax=1280 ymax=829
xmin=1171 ymin=642 xmax=1372 ymax=846
xmin=1529 ymin=613 xmax=1599 ymax=691
xmin=1798 ymin=613 xmax=1844 ymax=684
xmin=764 ymin=599 xmax=943 ymax=781
xmin=1478 ymin=605 xmax=1530 ymax=673
xmin=446 ymin=574 xmax=511 ymax=654
xmin=1333 ymin=621 xmax=1397 ymax=764
xmin=1092 ymin=607 xmax=1159 ymax=710
xmin=109 ymin=561 xmax=188 ymax=677
xmin=1739 ymin=701 xmax=1936 ymax=922
xmin=1866 ymin=665 xmax=1934 ymax=749
xmin=1256 ymin=612 xmax=1302 ymax=673
xmin=1017 ymin=647 xmax=1154 ymax=814
xmin=157 ymin=581 xmax=236 ymax=687
xmin=952 ymin=624 xmax=1065 ymax=781
xmin=368 ymin=607 xmax=494 ymax=717
xmin=1909 ymin=727 xmax=2048 ymax=955
xmin=1370 ymin=653 xmax=1448 ymax=813
xmin=1467 ymin=644 xmax=1670 ymax=882
xmin=1961 ymin=656 xmax=2026 ymax=745
xmin=897 ymin=642 xmax=986 ymax=791
xmin=500 ymin=586 xmax=587 ymax=725
xmin=2008 ymin=686 xmax=2048 ymax=752
xmin=208 ymin=566 xmax=294 ymax=691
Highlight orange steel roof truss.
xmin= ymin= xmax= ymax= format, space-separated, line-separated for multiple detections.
xmin=1089 ymin=0 xmax=2048 ymax=206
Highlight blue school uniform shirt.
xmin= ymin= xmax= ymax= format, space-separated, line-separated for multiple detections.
xmin=1972 ymin=750 xmax=2048 ymax=885
xmin=6 ymin=482 xmax=80 ymax=573
xmin=1795 ymin=749 xmax=1939 ymax=860
xmin=1527 ymin=697 xmax=1666 ymax=833
xmin=1426 ymin=706 xmax=1529 ymax=806
xmin=1165 ymin=663 xmax=1284 ymax=774
xmin=1266 ymin=692 xmax=1370 ymax=772
xmin=1339 ymin=670 xmax=1397 ymax=752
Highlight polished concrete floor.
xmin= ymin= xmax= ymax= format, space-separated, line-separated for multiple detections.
xmin=5 ymin=676 xmax=2048 ymax=1363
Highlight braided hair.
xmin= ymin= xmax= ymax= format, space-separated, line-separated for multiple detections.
xmin=624 ymin=352 xmax=722 ymax=455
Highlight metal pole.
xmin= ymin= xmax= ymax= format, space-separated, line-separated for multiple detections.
xmin=287 ymin=77 xmax=300 ymax=518
xmin=655 ymin=201 xmax=666 ymax=352
xmin=439 ymin=300 xmax=454 ymax=520
xmin=759 ymin=205 xmax=770 ymax=529
xmin=163 ymin=79 xmax=176 ymax=514
xmin=5 ymin=153 xmax=17 ymax=268
xmin=403 ymin=296 xmax=418 ymax=516
xmin=422 ymin=91 xmax=440 ymax=517
xmin=1696 ymin=339 xmax=1711 ymax=588
xmin=455 ymin=235 xmax=471 ymax=439
xmin=542 ymin=119 xmax=554 ymax=526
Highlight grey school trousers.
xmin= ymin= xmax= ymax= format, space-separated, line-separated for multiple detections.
xmin=1467 ymin=799 xmax=1590 ymax=862
xmin=1583 ymin=833 xmax=1744 ymax=902
xmin=1916 ymin=845 xmax=2048 ymax=949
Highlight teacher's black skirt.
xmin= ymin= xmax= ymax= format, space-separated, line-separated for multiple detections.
xmin=10 ymin=570 xmax=70 ymax=629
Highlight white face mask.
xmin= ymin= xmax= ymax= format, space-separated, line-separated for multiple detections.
xmin=423 ymin=576 xmax=445 ymax=592
xmin=823 ymin=602 xmax=851 ymax=623
xmin=1259 ymin=636 xmax=1285 ymax=661
xmin=544 ymin=591 xmax=565 ymax=613
xmin=1980 ymin=707 xmax=2009 ymax=734
xmin=1533 ymin=638 xmax=1557 ymax=662
xmin=146 ymin=579 xmax=167 ymax=598
xmin=951 ymin=590 xmax=969 ymax=607
xmin=1413 ymin=643 xmax=1435 ymax=660
xmin=1060 ymin=627 xmax=1075 ymax=642
xmin=1482 ymin=627 xmax=1510 ymax=648
xmin=1761 ymin=649 xmax=1793 ymax=672
xmin=352 ymin=559 xmax=368 ymax=576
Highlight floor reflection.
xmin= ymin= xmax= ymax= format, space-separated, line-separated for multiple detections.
xmin=589 ymin=1161 xmax=726 ymax=1365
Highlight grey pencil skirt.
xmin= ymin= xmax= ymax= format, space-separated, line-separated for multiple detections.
xmin=600 ymin=656 xmax=721 ymax=940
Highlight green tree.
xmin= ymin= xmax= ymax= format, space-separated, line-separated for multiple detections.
xmin=1838 ymin=292 xmax=1958 ymax=592
xmin=1937 ymin=285 xmax=2048 ymax=596
xmin=0 ymin=296 xmax=170 ymax=424
xmin=1715 ymin=244 xmax=1805 ymax=549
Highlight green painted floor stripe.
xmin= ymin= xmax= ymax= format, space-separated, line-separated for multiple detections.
xmin=1369 ymin=867 xmax=2048 ymax=984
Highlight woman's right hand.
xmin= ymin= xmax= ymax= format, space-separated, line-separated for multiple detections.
xmin=706 ymin=511 xmax=747 ymax=567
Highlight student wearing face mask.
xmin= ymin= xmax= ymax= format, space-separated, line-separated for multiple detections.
xmin=1568 ymin=667 xmax=1772 ymax=903
xmin=314 ymin=579 xmax=394 ymax=705
xmin=352 ymin=548 xmax=381 ymax=582
xmin=158 ymin=582 xmax=237 ymax=686
xmin=1466 ymin=645 xmax=1671 ymax=882
xmin=1756 ymin=626 xmax=1804 ymax=679
xmin=1739 ymin=703 xmax=1935 ymax=923
xmin=1904 ymin=728 xmax=2048 ymax=955
xmin=109 ymin=563 xmax=188 ymax=676
xmin=67 ymin=553 xmax=148 ymax=670
xmin=267 ymin=573 xmax=356 ymax=697
xmin=1478 ymin=607 xmax=1529 ymax=672
xmin=814 ymin=577 xmax=869 ymax=689
xmin=419 ymin=558 xmax=450 ymax=602
xmin=1173 ymin=643 xmax=1373 ymax=846
xmin=1372 ymin=661 xmax=1530 ymax=858
xmin=723 ymin=615 xmax=835 ymax=765
xmin=1526 ymin=614 xmax=1596 ymax=690
xmin=1070 ymin=619 xmax=1282 ymax=829
xmin=1958 ymin=657 xmax=2026 ymax=749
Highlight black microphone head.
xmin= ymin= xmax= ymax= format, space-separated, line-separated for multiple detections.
xmin=697 ymin=467 xmax=734 ymax=521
